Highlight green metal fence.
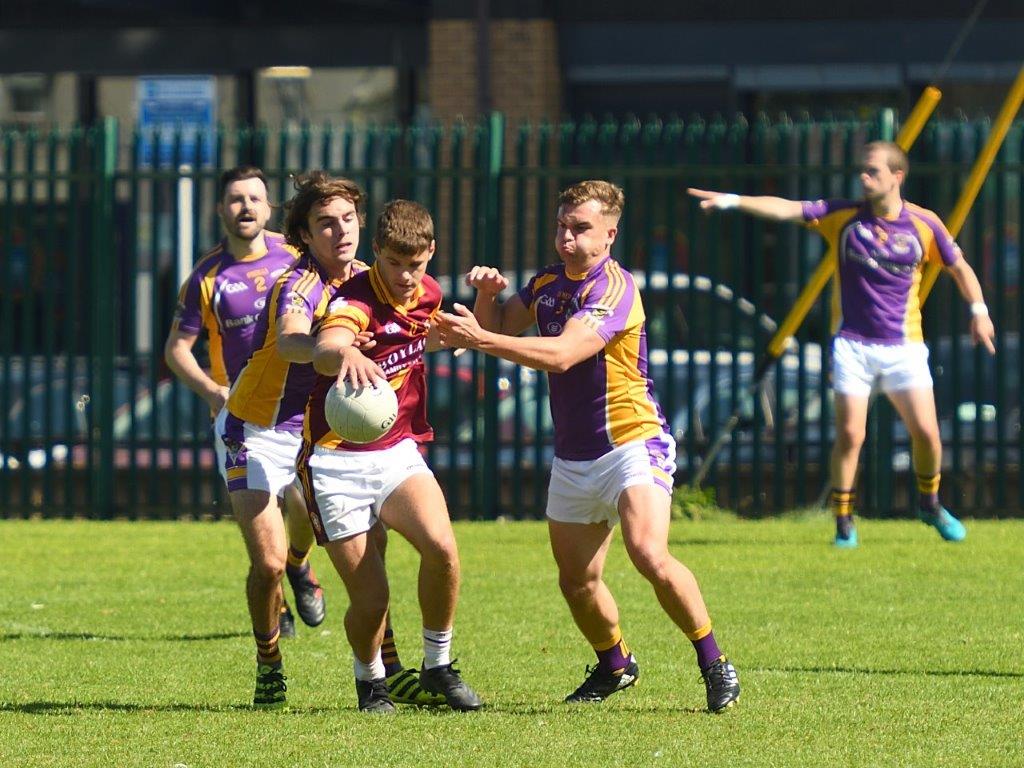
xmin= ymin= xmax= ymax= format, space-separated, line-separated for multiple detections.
xmin=1 ymin=112 xmax=1021 ymax=519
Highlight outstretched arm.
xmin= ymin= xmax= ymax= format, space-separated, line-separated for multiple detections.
xmin=279 ymin=311 xmax=376 ymax=362
xmin=945 ymin=257 xmax=996 ymax=354
xmin=436 ymin=304 xmax=605 ymax=374
xmin=687 ymin=188 xmax=805 ymax=223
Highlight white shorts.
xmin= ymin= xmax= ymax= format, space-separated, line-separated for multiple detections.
xmin=546 ymin=433 xmax=676 ymax=528
xmin=300 ymin=438 xmax=432 ymax=543
xmin=214 ymin=408 xmax=302 ymax=497
xmin=831 ymin=336 xmax=933 ymax=397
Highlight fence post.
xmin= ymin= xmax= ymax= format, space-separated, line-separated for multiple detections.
xmin=480 ymin=111 xmax=504 ymax=519
xmin=91 ymin=117 xmax=118 ymax=518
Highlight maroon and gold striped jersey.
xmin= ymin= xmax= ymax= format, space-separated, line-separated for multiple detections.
xmin=304 ymin=264 xmax=440 ymax=451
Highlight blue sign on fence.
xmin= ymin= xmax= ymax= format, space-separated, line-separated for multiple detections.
xmin=137 ymin=76 xmax=216 ymax=167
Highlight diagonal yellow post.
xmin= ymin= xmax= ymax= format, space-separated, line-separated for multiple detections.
xmin=919 ymin=63 xmax=1024 ymax=303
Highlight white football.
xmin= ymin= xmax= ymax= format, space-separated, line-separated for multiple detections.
xmin=324 ymin=378 xmax=399 ymax=444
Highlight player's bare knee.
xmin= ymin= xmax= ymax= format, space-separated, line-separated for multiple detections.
xmin=417 ymin=527 xmax=458 ymax=564
xmin=349 ymin=585 xmax=390 ymax=618
xmin=558 ymin=572 xmax=599 ymax=603
xmin=908 ymin=423 xmax=941 ymax=450
xmin=422 ymin=540 xmax=459 ymax=578
xmin=835 ymin=423 xmax=866 ymax=451
xmin=249 ymin=555 xmax=285 ymax=586
xmin=627 ymin=545 xmax=673 ymax=584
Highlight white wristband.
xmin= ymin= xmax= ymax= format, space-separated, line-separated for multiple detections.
xmin=969 ymin=302 xmax=989 ymax=318
xmin=715 ymin=193 xmax=741 ymax=210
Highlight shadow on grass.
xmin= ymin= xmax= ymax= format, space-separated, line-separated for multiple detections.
xmin=0 ymin=631 xmax=249 ymax=642
xmin=497 ymin=703 xmax=708 ymax=716
xmin=0 ymin=701 xmax=356 ymax=715
xmin=0 ymin=699 xmax=720 ymax=717
xmin=0 ymin=701 xmax=249 ymax=715
xmin=667 ymin=537 xmax=748 ymax=547
xmin=751 ymin=664 xmax=1024 ymax=679
xmin=667 ymin=536 xmax=817 ymax=548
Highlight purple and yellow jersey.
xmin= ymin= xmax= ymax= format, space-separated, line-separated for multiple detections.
xmin=171 ymin=232 xmax=298 ymax=385
xmin=802 ymin=199 xmax=962 ymax=344
xmin=226 ymin=254 xmax=369 ymax=433
xmin=516 ymin=256 xmax=667 ymax=461
xmin=304 ymin=266 xmax=439 ymax=452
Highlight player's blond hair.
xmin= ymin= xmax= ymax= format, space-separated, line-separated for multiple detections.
xmin=864 ymin=141 xmax=909 ymax=178
xmin=283 ymin=171 xmax=365 ymax=253
xmin=558 ymin=180 xmax=625 ymax=219
xmin=373 ymin=199 xmax=435 ymax=256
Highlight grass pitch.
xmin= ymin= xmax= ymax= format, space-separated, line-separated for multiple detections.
xmin=0 ymin=516 xmax=1021 ymax=767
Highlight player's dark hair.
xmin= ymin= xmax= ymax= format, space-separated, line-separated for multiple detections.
xmin=864 ymin=141 xmax=910 ymax=179
xmin=558 ymin=180 xmax=625 ymax=219
xmin=373 ymin=199 xmax=434 ymax=256
xmin=218 ymin=165 xmax=268 ymax=200
xmin=283 ymin=171 xmax=366 ymax=253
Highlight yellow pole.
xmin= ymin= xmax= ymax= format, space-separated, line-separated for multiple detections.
xmin=765 ymin=86 xmax=943 ymax=359
xmin=919 ymin=63 xmax=1024 ymax=302
xmin=896 ymin=86 xmax=944 ymax=148
xmin=767 ymin=254 xmax=836 ymax=357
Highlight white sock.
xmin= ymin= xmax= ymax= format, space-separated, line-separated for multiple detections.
xmin=422 ymin=627 xmax=453 ymax=669
xmin=353 ymin=649 xmax=385 ymax=682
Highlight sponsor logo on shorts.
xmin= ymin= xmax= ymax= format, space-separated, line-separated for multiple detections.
xmin=222 ymin=437 xmax=246 ymax=463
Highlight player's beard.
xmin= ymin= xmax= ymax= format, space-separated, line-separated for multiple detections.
xmin=225 ymin=216 xmax=265 ymax=242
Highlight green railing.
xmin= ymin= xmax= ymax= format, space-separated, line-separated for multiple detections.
xmin=1 ymin=113 xmax=1021 ymax=519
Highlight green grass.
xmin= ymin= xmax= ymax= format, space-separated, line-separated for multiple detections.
xmin=0 ymin=516 xmax=1021 ymax=767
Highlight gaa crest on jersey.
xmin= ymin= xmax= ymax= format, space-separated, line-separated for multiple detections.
xmin=383 ymin=322 xmax=401 ymax=335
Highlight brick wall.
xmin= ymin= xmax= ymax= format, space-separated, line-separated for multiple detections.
xmin=428 ymin=17 xmax=562 ymax=274
xmin=428 ymin=18 xmax=561 ymax=123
